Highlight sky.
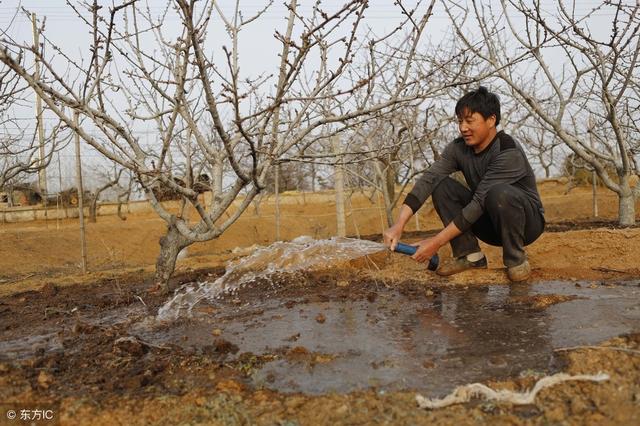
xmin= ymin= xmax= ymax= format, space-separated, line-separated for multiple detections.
xmin=1 ymin=1 xmax=447 ymax=191
xmin=0 ymin=1 xmax=616 ymax=77
xmin=0 ymin=0 xmax=625 ymax=191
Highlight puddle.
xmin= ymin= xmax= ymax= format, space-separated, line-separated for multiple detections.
xmin=0 ymin=304 xmax=145 ymax=360
xmin=1 ymin=234 xmax=638 ymax=397
xmin=0 ymin=332 xmax=64 ymax=360
xmin=134 ymin=279 xmax=640 ymax=396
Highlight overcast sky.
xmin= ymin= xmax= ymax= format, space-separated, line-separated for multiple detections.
xmin=1 ymin=0 xmax=616 ymax=127
xmin=1 ymin=0 xmax=616 ymax=75
xmin=0 ymin=0 xmax=623 ymax=190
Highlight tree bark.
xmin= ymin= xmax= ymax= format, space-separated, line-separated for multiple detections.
xmin=89 ymin=195 xmax=99 ymax=223
xmin=155 ymin=221 xmax=192 ymax=293
xmin=618 ymin=182 xmax=636 ymax=226
xmin=384 ymin=164 xmax=397 ymax=227
xmin=332 ymin=137 xmax=346 ymax=237
xmin=385 ymin=166 xmax=396 ymax=206
xmin=275 ymin=164 xmax=281 ymax=240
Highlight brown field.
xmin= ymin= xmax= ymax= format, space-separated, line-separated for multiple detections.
xmin=0 ymin=180 xmax=639 ymax=425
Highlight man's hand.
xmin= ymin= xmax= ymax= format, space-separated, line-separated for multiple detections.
xmin=383 ymin=223 xmax=403 ymax=251
xmin=411 ymin=221 xmax=462 ymax=262
xmin=412 ymin=237 xmax=440 ymax=263
xmin=383 ymin=204 xmax=415 ymax=251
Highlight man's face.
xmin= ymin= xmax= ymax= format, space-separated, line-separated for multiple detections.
xmin=457 ymin=109 xmax=496 ymax=152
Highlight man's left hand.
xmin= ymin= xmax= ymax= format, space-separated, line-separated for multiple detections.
xmin=412 ymin=238 xmax=440 ymax=263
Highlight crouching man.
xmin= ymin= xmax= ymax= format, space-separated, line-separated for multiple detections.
xmin=383 ymin=86 xmax=545 ymax=282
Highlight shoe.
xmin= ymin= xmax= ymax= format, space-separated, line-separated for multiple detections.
xmin=436 ymin=255 xmax=487 ymax=276
xmin=507 ymin=260 xmax=531 ymax=282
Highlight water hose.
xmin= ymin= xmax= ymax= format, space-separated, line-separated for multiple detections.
xmin=393 ymin=242 xmax=439 ymax=271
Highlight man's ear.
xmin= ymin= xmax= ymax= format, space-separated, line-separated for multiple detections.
xmin=487 ymin=114 xmax=497 ymax=128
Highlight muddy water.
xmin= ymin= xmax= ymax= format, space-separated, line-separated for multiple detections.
xmin=0 ymin=304 xmax=146 ymax=360
xmin=134 ymin=279 xmax=640 ymax=397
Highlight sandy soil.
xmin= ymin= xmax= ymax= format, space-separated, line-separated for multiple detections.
xmin=0 ymin=180 xmax=639 ymax=425
xmin=0 ymin=180 xmax=638 ymax=294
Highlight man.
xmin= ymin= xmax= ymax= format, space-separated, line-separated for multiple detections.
xmin=383 ymin=86 xmax=545 ymax=282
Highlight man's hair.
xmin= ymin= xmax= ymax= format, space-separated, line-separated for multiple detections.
xmin=455 ymin=86 xmax=501 ymax=126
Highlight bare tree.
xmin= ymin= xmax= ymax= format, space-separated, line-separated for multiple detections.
xmin=445 ymin=0 xmax=640 ymax=225
xmin=344 ymin=105 xmax=450 ymax=226
xmin=516 ymin=119 xmax=564 ymax=179
xmin=321 ymin=22 xmax=495 ymax=227
xmin=88 ymin=164 xmax=132 ymax=222
xmin=0 ymin=57 xmax=65 ymax=190
xmin=0 ymin=0 xmax=438 ymax=291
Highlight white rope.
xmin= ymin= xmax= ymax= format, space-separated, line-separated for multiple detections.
xmin=416 ymin=372 xmax=609 ymax=410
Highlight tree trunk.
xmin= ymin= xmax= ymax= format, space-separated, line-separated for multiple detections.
xmin=618 ymin=189 xmax=635 ymax=226
xmin=332 ymin=137 xmax=346 ymax=237
xmin=116 ymin=201 xmax=126 ymax=220
xmin=155 ymin=221 xmax=192 ymax=293
xmin=379 ymin=184 xmax=393 ymax=227
xmin=592 ymin=171 xmax=598 ymax=218
xmin=374 ymin=160 xmax=393 ymax=227
xmin=384 ymin=165 xmax=396 ymax=227
xmin=275 ymin=164 xmax=281 ymax=240
xmin=213 ymin=157 xmax=223 ymax=205
xmin=89 ymin=195 xmax=98 ymax=223
xmin=334 ymin=162 xmax=346 ymax=237
xmin=385 ymin=165 xmax=396 ymax=205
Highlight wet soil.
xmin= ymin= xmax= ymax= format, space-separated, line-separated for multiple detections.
xmin=1 ymin=182 xmax=639 ymax=425
xmin=139 ymin=277 xmax=640 ymax=397
xmin=1 ymin=264 xmax=639 ymax=425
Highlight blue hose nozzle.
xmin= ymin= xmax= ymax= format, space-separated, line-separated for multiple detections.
xmin=393 ymin=242 xmax=439 ymax=271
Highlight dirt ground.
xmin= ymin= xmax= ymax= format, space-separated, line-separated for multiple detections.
xmin=1 ymin=180 xmax=639 ymax=425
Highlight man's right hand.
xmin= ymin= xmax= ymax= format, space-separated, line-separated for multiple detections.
xmin=383 ymin=223 xmax=403 ymax=251
xmin=383 ymin=204 xmax=416 ymax=251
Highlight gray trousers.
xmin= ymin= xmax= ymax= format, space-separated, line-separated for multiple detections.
xmin=432 ymin=177 xmax=545 ymax=267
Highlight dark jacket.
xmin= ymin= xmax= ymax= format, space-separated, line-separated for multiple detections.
xmin=403 ymin=131 xmax=544 ymax=232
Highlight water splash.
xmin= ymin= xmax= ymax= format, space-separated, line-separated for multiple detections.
xmin=156 ymin=236 xmax=384 ymax=321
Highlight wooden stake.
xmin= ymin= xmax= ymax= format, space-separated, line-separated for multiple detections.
xmin=74 ymin=112 xmax=88 ymax=273
xmin=332 ymin=136 xmax=346 ymax=237
xmin=58 ymin=150 xmax=69 ymax=223
xmin=588 ymin=117 xmax=599 ymax=218
xmin=32 ymin=13 xmax=48 ymax=220
xmin=275 ymin=164 xmax=280 ymax=241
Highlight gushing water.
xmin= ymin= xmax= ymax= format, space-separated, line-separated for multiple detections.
xmin=156 ymin=236 xmax=384 ymax=321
